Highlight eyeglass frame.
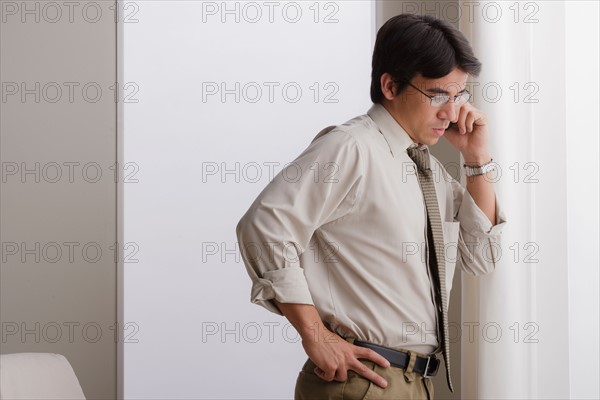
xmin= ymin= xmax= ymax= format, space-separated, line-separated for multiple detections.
xmin=393 ymin=79 xmax=472 ymax=108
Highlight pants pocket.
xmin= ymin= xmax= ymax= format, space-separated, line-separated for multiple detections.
xmin=294 ymin=358 xmax=376 ymax=400
xmin=341 ymin=369 xmax=373 ymax=400
xmin=295 ymin=359 xmax=345 ymax=400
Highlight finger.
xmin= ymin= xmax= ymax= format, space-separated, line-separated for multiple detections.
xmin=465 ymin=112 xmax=476 ymax=133
xmin=349 ymin=360 xmax=388 ymax=389
xmin=457 ymin=106 xmax=468 ymax=134
xmin=314 ymin=366 xmax=335 ymax=382
xmin=473 ymin=113 xmax=486 ymax=127
xmin=333 ymin=368 xmax=348 ymax=382
xmin=354 ymin=347 xmax=390 ymax=368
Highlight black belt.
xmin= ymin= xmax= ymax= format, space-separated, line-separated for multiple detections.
xmin=354 ymin=340 xmax=440 ymax=378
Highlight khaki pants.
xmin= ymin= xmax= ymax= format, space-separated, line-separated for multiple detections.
xmin=294 ymin=355 xmax=435 ymax=400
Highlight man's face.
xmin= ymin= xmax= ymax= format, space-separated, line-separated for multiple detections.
xmin=384 ymin=68 xmax=469 ymax=145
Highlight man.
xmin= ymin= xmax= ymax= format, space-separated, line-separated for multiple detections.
xmin=236 ymin=13 xmax=506 ymax=400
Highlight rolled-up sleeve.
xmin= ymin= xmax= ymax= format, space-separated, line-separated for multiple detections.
xmin=236 ymin=128 xmax=364 ymax=315
xmin=452 ymin=179 xmax=507 ymax=275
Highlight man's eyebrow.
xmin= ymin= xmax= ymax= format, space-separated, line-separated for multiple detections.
xmin=426 ymin=86 xmax=468 ymax=95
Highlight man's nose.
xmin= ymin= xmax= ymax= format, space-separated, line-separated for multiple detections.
xmin=438 ymin=101 xmax=458 ymax=122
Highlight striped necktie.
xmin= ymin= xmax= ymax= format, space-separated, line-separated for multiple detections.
xmin=407 ymin=145 xmax=454 ymax=392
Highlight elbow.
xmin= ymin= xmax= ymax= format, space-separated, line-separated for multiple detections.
xmin=460 ymin=258 xmax=496 ymax=276
xmin=235 ymin=215 xmax=245 ymax=241
xmin=459 ymin=240 xmax=499 ymax=276
xmin=236 ymin=209 xmax=263 ymax=259
xmin=236 ymin=208 xmax=253 ymax=242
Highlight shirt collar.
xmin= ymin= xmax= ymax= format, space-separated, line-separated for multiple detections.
xmin=367 ymin=103 xmax=426 ymax=157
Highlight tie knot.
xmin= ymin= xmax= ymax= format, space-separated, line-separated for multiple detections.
xmin=407 ymin=146 xmax=431 ymax=172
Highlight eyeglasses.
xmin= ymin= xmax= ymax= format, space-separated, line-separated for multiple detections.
xmin=396 ymin=80 xmax=471 ymax=108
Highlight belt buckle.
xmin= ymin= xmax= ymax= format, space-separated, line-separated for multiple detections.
xmin=422 ymin=355 xmax=439 ymax=378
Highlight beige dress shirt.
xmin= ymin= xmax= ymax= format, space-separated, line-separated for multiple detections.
xmin=236 ymin=103 xmax=506 ymax=354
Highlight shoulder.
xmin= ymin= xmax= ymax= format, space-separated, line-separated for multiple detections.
xmin=310 ymin=113 xmax=379 ymax=151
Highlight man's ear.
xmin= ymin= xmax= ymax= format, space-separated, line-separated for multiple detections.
xmin=380 ymin=73 xmax=398 ymax=101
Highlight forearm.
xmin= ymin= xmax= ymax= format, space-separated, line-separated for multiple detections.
xmin=464 ymin=153 xmax=496 ymax=225
xmin=274 ymin=301 xmax=331 ymax=342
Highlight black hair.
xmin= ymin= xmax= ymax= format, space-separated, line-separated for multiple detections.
xmin=370 ymin=13 xmax=482 ymax=103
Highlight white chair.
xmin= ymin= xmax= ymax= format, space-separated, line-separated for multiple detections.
xmin=0 ymin=353 xmax=85 ymax=400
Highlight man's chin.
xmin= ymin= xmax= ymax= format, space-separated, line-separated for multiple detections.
xmin=423 ymin=136 xmax=441 ymax=146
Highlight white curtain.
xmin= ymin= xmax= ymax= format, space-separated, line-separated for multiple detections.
xmin=459 ymin=1 xmax=599 ymax=399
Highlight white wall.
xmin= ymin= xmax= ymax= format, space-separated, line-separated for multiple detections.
xmin=121 ymin=1 xmax=375 ymax=398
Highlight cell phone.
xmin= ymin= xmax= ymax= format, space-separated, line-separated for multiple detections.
xmin=446 ymin=122 xmax=458 ymax=131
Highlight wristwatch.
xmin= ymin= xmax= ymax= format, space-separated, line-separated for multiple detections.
xmin=464 ymin=159 xmax=496 ymax=176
